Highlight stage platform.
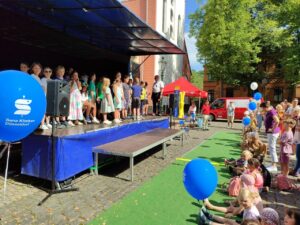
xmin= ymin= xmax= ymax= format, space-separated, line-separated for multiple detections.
xmin=21 ymin=117 xmax=169 ymax=182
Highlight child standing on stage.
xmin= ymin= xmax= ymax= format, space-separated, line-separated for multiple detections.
xmin=96 ymin=76 xmax=104 ymax=119
xmin=81 ymin=83 xmax=92 ymax=124
xmin=122 ymin=75 xmax=131 ymax=119
xmin=113 ymin=72 xmax=123 ymax=123
xmin=88 ymin=73 xmax=100 ymax=124
xmin=140 ymin=81 xmax=146 ymax=116
xmin=131 ymin=77 xmax=142 ymax=120
xmin=41 ymin=67 xmax=53 ymax=128
xmin=101 ymin=78 xmax=115 ymax=125
xmin=280 ymin=119 xmax=296 ymax=176
xmin=143 ymin=82 xmax=149 ymax=116
xmin=68 ymin=71 xmax=84 ymax=125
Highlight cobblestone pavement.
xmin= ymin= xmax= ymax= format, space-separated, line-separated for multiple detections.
xmin=0 ymin=121 xmax=299 ymax=224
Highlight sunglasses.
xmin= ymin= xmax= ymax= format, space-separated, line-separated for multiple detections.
xmin=44 ymin=70 xmax=52 ymax=73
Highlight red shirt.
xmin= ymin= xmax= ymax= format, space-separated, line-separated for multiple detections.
xmin=202 ymin=104 xmax=210 ymax=115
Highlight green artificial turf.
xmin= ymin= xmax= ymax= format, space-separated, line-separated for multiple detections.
xmin=89 ymin=131 xmax=241 ymax=225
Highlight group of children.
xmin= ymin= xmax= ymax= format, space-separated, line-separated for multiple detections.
xmin=197 ymin=101 xmax=300 ymax=225
xmin=20 ymin=62 xmax=150 ymax=129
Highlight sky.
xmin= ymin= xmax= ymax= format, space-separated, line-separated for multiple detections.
xmin=185 ymin=0 xmax=206 ymax=71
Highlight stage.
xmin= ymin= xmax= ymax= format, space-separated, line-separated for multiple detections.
xmin=21 ymin=117 xmax=169 ymax=182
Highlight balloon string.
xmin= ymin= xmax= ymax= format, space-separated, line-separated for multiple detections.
xmin=3 ymin=143 xmax=11 ymax=202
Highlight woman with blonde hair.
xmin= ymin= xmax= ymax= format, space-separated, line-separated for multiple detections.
xmin=101 ymin=78 xmax=115 ymax=125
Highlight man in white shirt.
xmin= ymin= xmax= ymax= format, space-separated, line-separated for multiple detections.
xmin=151 ymin=75 xmax=164 ymax=116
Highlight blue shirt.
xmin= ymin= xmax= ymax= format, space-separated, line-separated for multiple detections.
xmin=132 ymin=85 xmax=142 ymax=98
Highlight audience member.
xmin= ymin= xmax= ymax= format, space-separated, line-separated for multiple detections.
xmin=201 ymin=100 xmax=210 ymax=131
xmin=260 ymin=102 xmax=280 ymax=172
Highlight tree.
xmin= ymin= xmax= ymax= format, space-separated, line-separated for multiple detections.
xmin=190 ymin=0 xmax=261 ymax=95
xmin=189 ymin=0 xmax=300 ymax=87
xmin=191 ymin=70 xmax=204 ymax=89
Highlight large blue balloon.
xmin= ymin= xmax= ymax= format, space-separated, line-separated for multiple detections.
xmin=0 ymin=70 xmax=46 ymax=142
xmin=183 ymin=158 xmax=218 ymax=200
xmin=253 ymin=92 xmax=262 ymax=101
xmin=248 ymin=102 xmax=257 ymax=111
xmin=242 ymin=117 xmax=251 ymax=126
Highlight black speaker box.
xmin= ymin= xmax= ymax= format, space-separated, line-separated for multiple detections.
xmin=169 ymin=94 xmax=175 ymax=109
xmin=46 ymin=80 xmax=70 ymax=116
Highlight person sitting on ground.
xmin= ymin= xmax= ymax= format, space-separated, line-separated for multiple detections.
xmin=284 ymin=208 xmax=300 ymax=225
xmin=243 ymin=158 xmax=264 ymax=191
xmin=247 ymin=133 xmax=267 ymax=159
xmin=189 ymin=101 xmax=197 ymax=124
xmin=204 ymin=174 xmax=263 ymax=219
xmin=260 ymin=208 xmax=280 ymax=225
xmin=225 ymin=150 xmax=253 ymax=176
xmin=200 ymin=188 xmax=260 ymax=225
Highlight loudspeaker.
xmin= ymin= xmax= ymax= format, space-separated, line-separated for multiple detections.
xmin=169 ymin=94 xmax=175 ymax=109
xmin=46 ymin=80 xmax=70 ymax=116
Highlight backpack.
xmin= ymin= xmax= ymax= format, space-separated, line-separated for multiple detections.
xmin=228 ymin=176 xmax=241 ymax=196
xmin=276 ymin=174 xmax=299 ymax=191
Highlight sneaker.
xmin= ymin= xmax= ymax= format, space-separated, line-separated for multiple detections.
xmin=201 ymin=206 xmax=213 ymax=221
xmin=68 ymin=121 xmax=75 ymax=127
xmin=114 ymin=119 xmax=121 ymax=124
xmin=92 ymin=118 xmax=100 ymax=124
xmin=46 ymin=123 xmax=52 ymax=129
xmin=39 ymin=124 xmax=49 ymax=130
xmin=56 ymin=123 xmax=65 ymax=129
xmin=86 ymin=116 xmax=92 ymax=124
xmin=103 ymin=120 xmax=112 ymax=125
xmin=77 ymin=121 xmax=83 ymax=125
xmin=266 ymin=166 xmax=278 ymax=173
xmin=198 ymin=209 xmax=211 ymax=225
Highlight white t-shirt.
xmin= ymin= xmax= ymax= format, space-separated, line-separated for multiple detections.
xmin=41 ymin=77 xmax=50 ymax=93
xmin=81 ymin=92 xmax=89 ymax=102
xmin=243 ymin=205 xmax=260 ymax=220
xmin=189 ymin=106 xmax=197 ymax=114
xmin=152 ymin=80 xmax=164 ymax=93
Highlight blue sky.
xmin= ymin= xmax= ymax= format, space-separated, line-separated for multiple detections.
xmin=185 ymin=0 xmax=205 ymax=71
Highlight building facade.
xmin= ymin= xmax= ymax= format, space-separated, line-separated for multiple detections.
xmin=203 ymin=67 xmax=294 ymax=103
xmin=122 ymin=0 xmax=189 ymax=93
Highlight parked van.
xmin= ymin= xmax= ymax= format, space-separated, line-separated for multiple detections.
xmin=209 ymin=97 xmax=253 ymax=120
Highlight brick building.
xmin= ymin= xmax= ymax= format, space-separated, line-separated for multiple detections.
xmin=122 ymin=0 xmax=191 ymax=100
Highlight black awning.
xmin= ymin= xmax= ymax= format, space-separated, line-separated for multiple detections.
xmin=0 ymin=0 xmax=185 ymax=56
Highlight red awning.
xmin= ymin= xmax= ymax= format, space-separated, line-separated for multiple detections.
xmin=163 ymin=77 xmax=207 ymax=98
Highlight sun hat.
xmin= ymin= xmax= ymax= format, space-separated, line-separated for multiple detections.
xmin=260 ymin=208 xmax=280 ymax=225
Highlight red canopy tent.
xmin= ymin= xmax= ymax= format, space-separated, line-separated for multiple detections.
xmin=163 ymin=77 xmax=207 ymax=98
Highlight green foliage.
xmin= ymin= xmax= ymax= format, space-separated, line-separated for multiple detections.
xmin=191 ymin=70 xmax=204 ymax=89
xmin=189 ymin=0 xmax=300 ymax=84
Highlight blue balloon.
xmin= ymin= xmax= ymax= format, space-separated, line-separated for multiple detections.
xmin=0 ymin=70 xmax=46 ymax=142
xmin=183 ymin=158 xmax=218 ymax=200
xmin=253 ymin=92 xmax=262 ymax=101
xmin=243 ymin=117 xmax=251 ymax=126
xmin=248 ymin=102 xmax=257 ymax=111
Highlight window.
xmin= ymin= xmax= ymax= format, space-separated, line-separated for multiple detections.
xmin=170 ymin=9 xmax=173 ymax=21
xmin=274 ymin=87 xmax=283 ymax=102
xmin=171 ymin=0 xmax=174 ymax=5
xmin=211 ymin=98 xmax=225 ymax=109
xmin=162 ymin=0 xmax=167 ymax=33
xmin=207 ymin=74 xmax=214 ymax=81
xmin=208 ymin=90 xmax=215 ymax=102
xmin=226 ymin=88 xmax=234 ymax=97
xmin=177 ymin=15 xmax=181 ymax=45
xmin=170 ymin=25 xmax=173 ymax=38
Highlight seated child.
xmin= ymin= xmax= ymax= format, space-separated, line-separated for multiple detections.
xmin=243 ymin=158 xmax=264 ymax=191
xmin=225 ymin=150 xmax=253 ymax=176
xmin=200 ymin=188 xmax=260 ymax=225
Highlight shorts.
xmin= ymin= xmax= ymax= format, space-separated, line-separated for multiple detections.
xmin=227 ymin=115 xmax=234 ymax=123
xmin=144 ymin=99 xmax=148 ymax=105
xmin=280 ymin=152 xmax=290 ymax=164
xmin=132 ymin=97 xmax=141 ymax=109
xmin=123 ymin=99 xmax=129 ymax=109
